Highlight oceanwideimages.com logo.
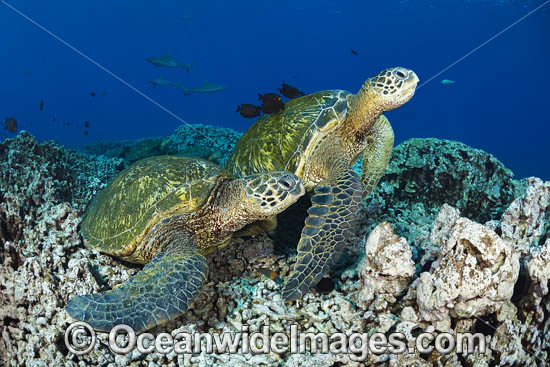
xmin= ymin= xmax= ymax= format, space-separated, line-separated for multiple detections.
xmin=65 ymin=322 xmax=488 ymax=360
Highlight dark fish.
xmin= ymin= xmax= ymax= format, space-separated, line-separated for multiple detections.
xmin=90 ymin=92 xmax=96 ymax=97
xmin=237 ymin=104 xmax=262 ymax=118
xmin=84 ymin=121 xmax=90 ymax=128
xmin=4 ymin=117 xmax=17 ymax=133
xmin=39 ymin=101 xmax=44 ymax=111
xmin=83 ymin=130 xmax=88 ymax=135
xmin=101 ymin=91 xmax=107 ymax=96
xmin=351 ymin=48 xmax=358 ymax=56
xmin=278 ymin=82 xmax=304 ymax=99
xmin=259 ymin=93 xmax=284 ymax=114
xmin=51 ymin=117 xmax=56 ymax=122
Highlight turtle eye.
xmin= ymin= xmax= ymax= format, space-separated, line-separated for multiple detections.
xmin=280 ymin=179 xmax=291 ymax=189
xmin=394 ymin=69 xmax=407 ymax=80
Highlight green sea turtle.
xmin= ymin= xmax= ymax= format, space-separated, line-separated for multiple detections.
xmin=65 ymin=155 xmax=304 ymax=332
xmin=226 ymin=67 xmax=418 ymax=301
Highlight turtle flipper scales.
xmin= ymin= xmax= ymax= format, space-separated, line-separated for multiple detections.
xmin=282 ymin=168 xmax=361 ymax=301
xmin=66 ymin=237 xmax=207 ymax=333
xmin=361 ymin=115 xmax=394 ymax=199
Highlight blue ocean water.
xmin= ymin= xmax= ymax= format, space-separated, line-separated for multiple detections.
xmin=1 ymin=0 xmax=549 ymax=179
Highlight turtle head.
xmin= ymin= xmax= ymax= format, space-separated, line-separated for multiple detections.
xmin=363 ymin=67 xmax=419 ymax=111
xmin=243 ymin=171 xmax=305 ymax=217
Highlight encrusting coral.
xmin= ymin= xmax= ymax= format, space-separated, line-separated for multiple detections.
xmin=357 ymin=221 xmax=415 ymax=310
xmin=417 ymin=213 xmax=520 ymax=326
xmin=1 ymin=128 xmax=549 ymax=366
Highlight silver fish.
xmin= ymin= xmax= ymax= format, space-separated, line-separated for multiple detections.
xmin=149 ymin=77 xmax=180 ymax=88
xmin=145 ymin=53 xmax=195 ymax=72
xmin=178 ymin=80 xmax=227 ymax=95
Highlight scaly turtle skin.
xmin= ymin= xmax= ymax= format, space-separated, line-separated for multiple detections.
xmin=66 ymin=155 xmax=304 ymax=332
xmin=226 ymin=67 xmax=418 ymax=301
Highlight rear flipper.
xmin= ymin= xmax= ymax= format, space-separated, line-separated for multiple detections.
xmin=66 ymin=239 xmax=207 ymax=333
xmin=282 ymin=168 xmax=361 ymax=301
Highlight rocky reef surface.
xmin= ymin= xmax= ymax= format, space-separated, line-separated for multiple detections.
xmin=0 ymin=127 xmax=548 ymax=367
xmin=82 ymin=124 xmax=242 ymax=167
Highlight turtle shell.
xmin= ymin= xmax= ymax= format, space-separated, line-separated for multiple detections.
xmin=226 ymin=90 xmax=350 ymax=178
xmin=81 ymin=156 xmax=227 ymax=255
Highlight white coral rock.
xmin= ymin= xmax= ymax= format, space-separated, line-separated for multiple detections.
xmin=358 ymin=222 xmax=415 ymax=307
xmin=500 ymin=177 xmax=550 ymax=255
xmin=418 ymin=216 xmax=519 ymax=322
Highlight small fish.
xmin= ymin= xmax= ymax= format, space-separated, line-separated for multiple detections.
xmin=65 ymin=122 xmax=70 ymax=126
xmin=237 ymin=104 xmax=262 ymax=118
xmin=39 ymin=101 xmax=44 ymax=111
xmin=51 ymin=117 xmax=56 ymax=122
xmin=441 ymin=79 xmax=455 ymax=84
xmin=179 ymin=80 xmax=227 ymax=95
xmin=145 ymin=53 xmax=196 ymax=72
xmin=101 ymin=91 xmax=107 ymax=96
xmin=279 ymin=82 xmax=304 ymax=99
xmin=3 ymin=117 xmax=17 ymax=133
xmin=149 ymin=77 xmax=180 ymax=88
xmin=83 ymin=130 xmax=88 ymax=135
xmin=90 ymin=92 xmax=96 ymax=97
xmin=259 ymin=93 xmax=284 ymax=114
xmin=351 ymin=48 xmax=358 ymax=56
xmin=84 ymin=121 xmax=90 ymax=128
xmin=180 ymin=15 xmax=192 ymax=23
xmin=257 ymin=268 xmax=282 ymax=284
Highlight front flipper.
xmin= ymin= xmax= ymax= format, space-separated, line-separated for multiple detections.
xmin=361 ymin=115 xmax=394 ymax=199
xmin=66 ymin=239 xmax=207 ymax=333
xmin=282 ymin=168 xmax=361 ymax=301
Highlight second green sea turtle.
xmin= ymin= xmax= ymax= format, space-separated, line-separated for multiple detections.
xmin=66 ymin=155 xmax=304 ymax=332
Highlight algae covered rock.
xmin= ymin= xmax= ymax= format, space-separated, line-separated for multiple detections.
xmin=166 ymin=123 xmax=242 ymax=166
xmin=82 ymin=123 xmax=242 ymax=166
xmin=363 ymin=138 xmax=520 ymax=242
xmin=0 ymin=132 xmax=123 ymax=243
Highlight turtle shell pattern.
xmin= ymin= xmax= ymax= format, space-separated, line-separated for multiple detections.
xmin=227 ymin=90 xmax=350 ymax=180
xmin=81 ymin=155 xmax=227 ymax=257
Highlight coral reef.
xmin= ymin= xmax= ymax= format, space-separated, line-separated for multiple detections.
xmin=361 ymin=138 xmax=521 ymax=243
xmin=1 ymin=128 xmax=549 ymax=366
xmin=82 ymin=123 xmax=242 ymax=166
